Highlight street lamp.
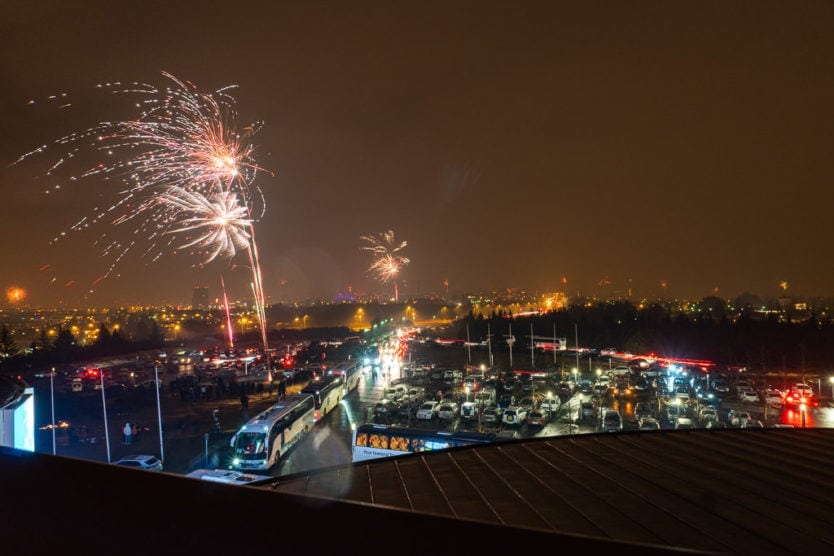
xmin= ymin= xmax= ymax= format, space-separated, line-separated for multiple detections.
xmin=154 ymin=365 xmax=165 ymax=463
xmin=50 ymin=367 xmax=56 ymax=455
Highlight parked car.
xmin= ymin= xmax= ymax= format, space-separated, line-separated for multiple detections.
xmin=675 ymin=417 xmax=694 ymax=429
xmin=602 ymin=411 xmax=623 ymax=432
xmin=113 ymin=454 xmax=163 ymax=472
xmin=481 ymin=405 xmax=504 ymax=425
xmin=416 ymin=400 xmax=439 ymax=420
xmin=437 ymin=402 xmax=460 ymax=421
xmin=698 ymin=407 xmax=719 ymax=424
xmin=793 ymin=383 xmax=814 ymax=397
xmin=373 ymin=399 xmax=401 ymax=421
xmin=501 ymin=405 xmax=528 ymax=426
xmin=556 ymin=382 xmax=575 ymax=397
xmin=518 ymin=397 xmax=535 ymax=412
xmin=638 ymin=417 xmax=660 ymax=430
xmin=539 ymin=397 xmax=560 ymax=413
xmin=406 ymin=388 xmax=426 ymax=404
xmin=739 ymin=390 xmax=760 ymax=404
xmin=764 ymin=389 xmax=784 ymax=407
xmin=460 ymin=401 xmax=478 ymax=421
xmin=527 ymin=408 xmax=548 ymax=427
xmin=728 ymin=410 xmax=753 ymax=427
xmin=580 ymin=401 xmax=596 ymax=420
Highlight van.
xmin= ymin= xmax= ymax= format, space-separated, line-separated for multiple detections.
xmin=539 ymin=397 xmax=560 ymax=413
xmin=460 ymin=401 xmax=478 ymax=420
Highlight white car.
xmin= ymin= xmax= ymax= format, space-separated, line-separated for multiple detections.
xmin=501 ymin=406 xmax=528 ymax=425
xmin=638 ymin=417 xmax=660 ymax=430
xmin=698 ymin=407 xmax=719 ymax=423
xmin=765 ymin=389 xmax=784 ymax=407
xmin=114 ymin=454 xmax=163 ymax=472
xmin=416 ymin=401 xmax=439 ymax=420
xmin=739 ymin=390 xmax=760 ymax=404
xmin=437 ymin=402 xmax=460 ymax=421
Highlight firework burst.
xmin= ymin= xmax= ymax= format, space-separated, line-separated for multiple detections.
xmin=17 ymin=71 xmax=273 ymax=357
xmin=360 ymin=230 xmax=410 ymax=302
xmin=161 ymin=186 xmax=253 ymax=264
xmin=16 ymin=71 xmax=268 ymax=282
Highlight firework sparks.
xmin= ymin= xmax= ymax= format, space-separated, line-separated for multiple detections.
xmin=360 ymin=230 xmax=410 ymax=302
xmin=17 ymin=72 xmax=273 ymax=358
xmin=16 ymin=71 xmax=268 ymax=284
xmin=161 ymin=186 xmax=253 ymax=264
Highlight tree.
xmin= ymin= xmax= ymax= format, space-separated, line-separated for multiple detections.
xmin=0 ymin=325 xmax=20 ymax=360
xmin=34 ymin=327 xmax=51 ymax=352
xmin=52 ymin=327 xmax=77 ymax=363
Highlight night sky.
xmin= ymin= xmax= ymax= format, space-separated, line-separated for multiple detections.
xmin=2 ymin=1 xmax=834 ymax=308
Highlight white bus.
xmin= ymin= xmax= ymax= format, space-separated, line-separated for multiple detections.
xmin=326 ymin=359 xmax=362 ymax=393
xmin=300 ymin=375 xmax=344 ymax=423
xmin=230 ymin=393 xmax=315 ymax=471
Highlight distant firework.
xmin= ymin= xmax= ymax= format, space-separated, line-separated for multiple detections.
xmin=360 ymin=230 xmax=410 ymax=302
xmin=6 ymin=287 xmax=26 ymax=304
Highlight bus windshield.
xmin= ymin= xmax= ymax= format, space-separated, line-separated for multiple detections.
xmin=234 ymin=432 xmax=267 ymax=457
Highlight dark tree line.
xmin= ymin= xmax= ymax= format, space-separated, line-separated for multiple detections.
xmin=456 ymin=301 xmax=834 ymax=373
xmin=0 ymin=315 xmax=166 ymax=376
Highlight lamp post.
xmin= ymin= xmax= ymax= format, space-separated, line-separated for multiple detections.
xmin=50 ymin=367 xmax=56 ymax=455
xmin=154 ymin=365 xmax=165 ymax=463
xmin=100 ymin=368 xmax=111 ymax=463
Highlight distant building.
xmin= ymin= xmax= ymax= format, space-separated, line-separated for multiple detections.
xmin=192 ymin=286 xmax=210 ymax=309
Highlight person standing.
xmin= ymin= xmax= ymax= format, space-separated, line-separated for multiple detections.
xmin=240 ymin=392 xmax=249 ymax=419
xmin=123 ymin=422 xmax=132 ymax=446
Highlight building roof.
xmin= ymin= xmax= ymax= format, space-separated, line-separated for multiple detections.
xmin=261 ymin=428 xmax=834 ymax=555
xmin=4 ymin=428 xmax=834 ymax=554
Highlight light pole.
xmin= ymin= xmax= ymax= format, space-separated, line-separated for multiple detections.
xmin=574 ymin=323 xmax=580 ymax=375
xmin=487 ymin=323 xmax=493 ymax=368
xmin=154 ymin=365 xmax=165 ymax=463
xmin=50 ymin=367 xmax=56 ymax=455
xmin=100 ymin=368 xmax=111 ymax=463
